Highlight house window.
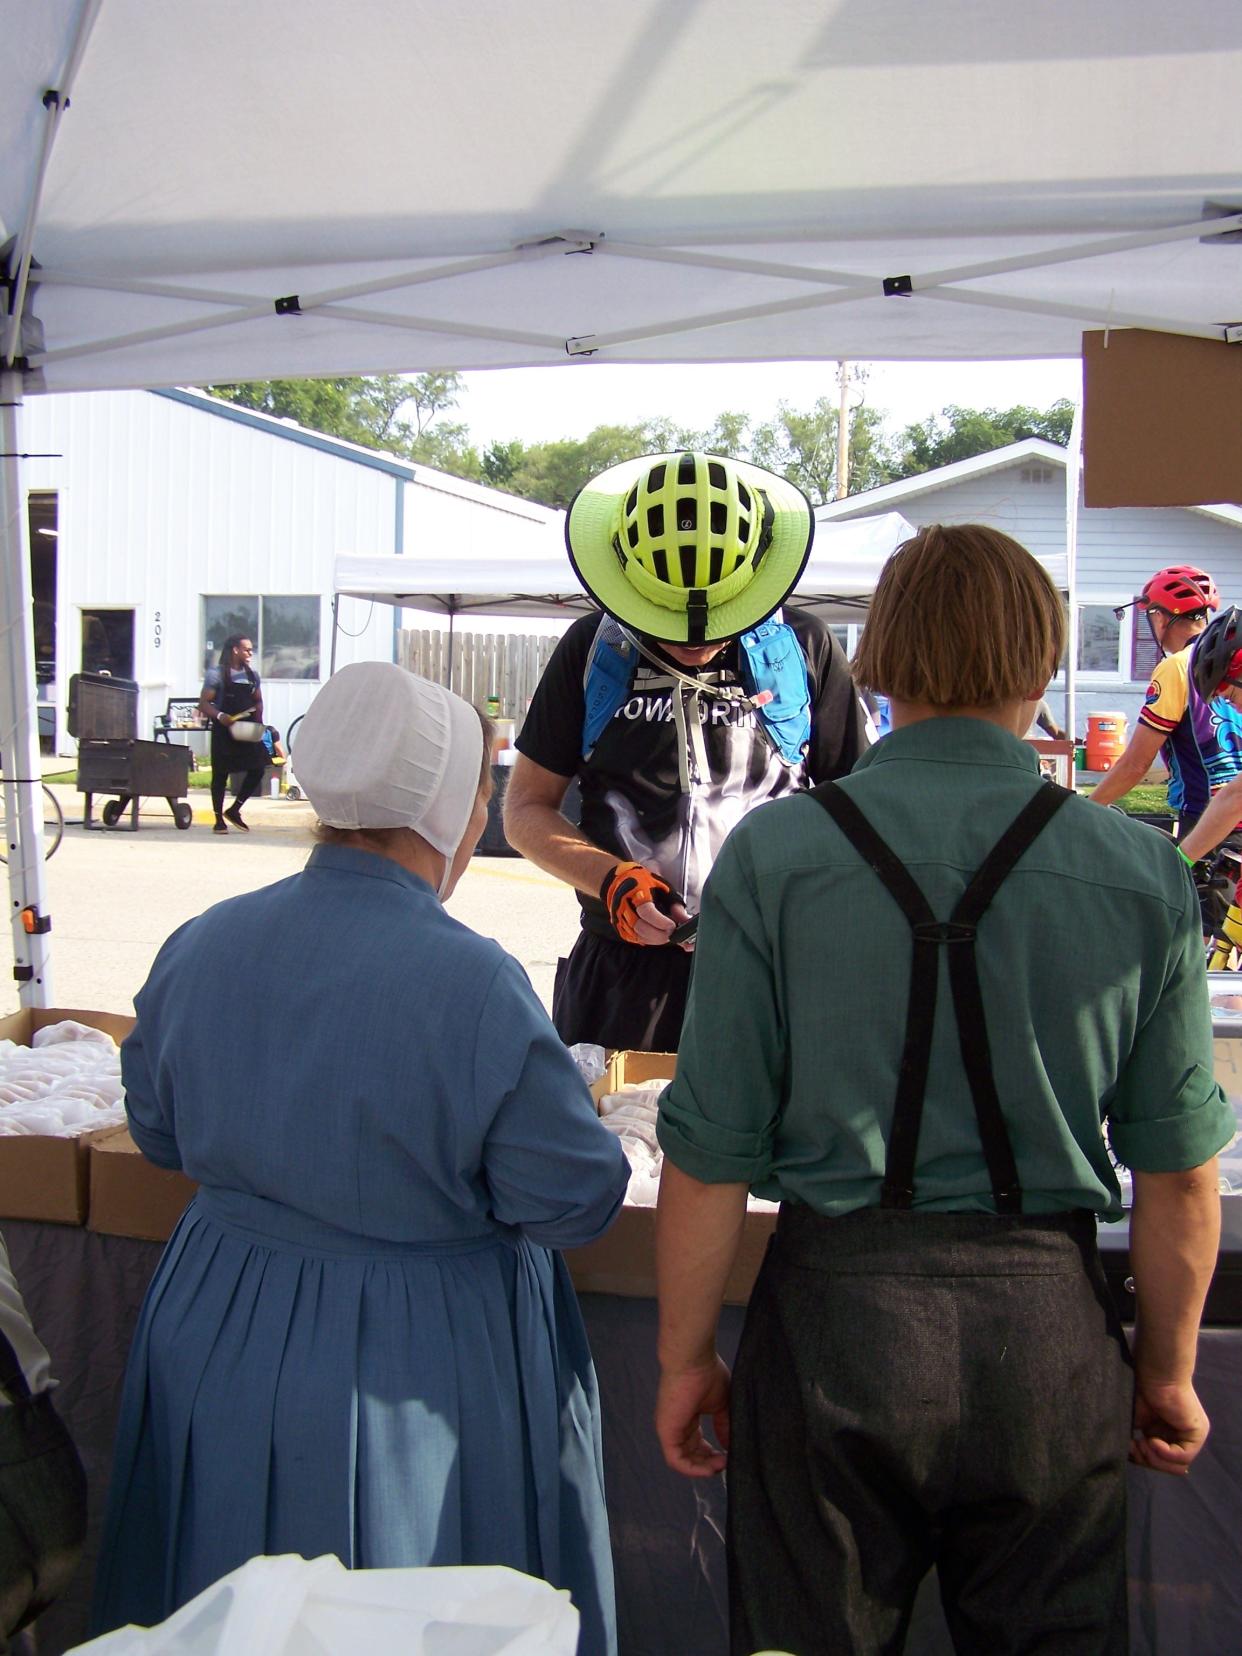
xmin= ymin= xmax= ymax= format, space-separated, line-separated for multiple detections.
xmin=1053 ymin=599 xmax=1131 ymax=682
xmin=1131 ymin=608 xmax=1162 ymax=686
xmin=1078 ymin=606 xmax=1122 ymax=674
xmin=202 ymin=596 xmax=320 ymax=680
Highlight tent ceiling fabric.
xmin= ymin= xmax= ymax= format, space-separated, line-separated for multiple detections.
xmin=4 ymin=0 xmax=1240 ymax=391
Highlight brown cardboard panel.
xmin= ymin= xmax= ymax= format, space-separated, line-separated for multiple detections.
xmin=0 ymin=1008 xmax=135 ymax=1225
xmin=86 ymin=1125 xmax=197 ymax=1242
xmin=565 ymin=1203 xmax=775 ymax=1305
xmin=0 ymin=1007 xmax=136 ymax=1225
xmin=589 ymin=1049 xmax=678 ymax=1106
xmin=1082 ymin=329 xmax=1242 ymax=507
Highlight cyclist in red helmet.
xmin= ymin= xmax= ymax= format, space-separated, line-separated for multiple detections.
xmin=1087 ymin=563 xmax=1242 ymax=849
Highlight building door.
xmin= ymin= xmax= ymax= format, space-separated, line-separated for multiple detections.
xmin=28 ymin=491 xmax=58 ymax=753
xmin=80 ymin=608 xmax=135 ymax=680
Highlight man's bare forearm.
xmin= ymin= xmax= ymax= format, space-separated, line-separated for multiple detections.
xmin=1130 ymin=1161 xmax=1221 ymax=1383
xmin=1087 ymin=750 xmax=1152 ymax=807
xmin=1178 ymin=780 xmax=1242 ymax=863
xmin=503 ymin=793 xmax=618 ymax=898
xmin=656 ymin=1162 xmax=749 ymax=1374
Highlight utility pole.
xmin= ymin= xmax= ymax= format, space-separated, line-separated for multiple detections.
xmin=835 ymin=361 xmax=850 ymax=500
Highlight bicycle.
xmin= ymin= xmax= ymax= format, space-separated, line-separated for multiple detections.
xmin=0 ymin=772 xmax=65 ymax=863
xmin=1203 ymin=844 xmax=1242 ymax=971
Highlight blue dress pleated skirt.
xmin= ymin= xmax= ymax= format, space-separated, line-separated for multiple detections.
xmin=93 ymin=1188 xmax=616 ymax=1655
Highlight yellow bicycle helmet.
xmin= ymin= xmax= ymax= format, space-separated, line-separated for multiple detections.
xmin=566 ymin=451 xmax=814 ymax=644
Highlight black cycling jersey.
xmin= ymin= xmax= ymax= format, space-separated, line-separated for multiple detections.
xmin=517 ymin=609 xmax=868 ymax=926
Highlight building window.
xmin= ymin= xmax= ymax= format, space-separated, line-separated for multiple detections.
xmin=1052 ymin=599 xmax=1131 ymax=682
xmin=202 ymin=596 xmax=320 ymax=680
xmin=1078 ymin=605 xmax=1122 ymax=674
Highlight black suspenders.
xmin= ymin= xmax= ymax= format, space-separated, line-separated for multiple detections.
xmin=811 ymin=780 xmax=1072 ymax=1215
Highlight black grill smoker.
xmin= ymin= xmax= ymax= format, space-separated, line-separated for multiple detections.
xmin=69 ymin=673 xmax=194 ymax=831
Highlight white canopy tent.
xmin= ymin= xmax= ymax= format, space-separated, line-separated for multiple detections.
xmin=329 ymin=510 xmax=920 ymax=668
xmin=3 ymin=1 xmax=1238 ymax=1001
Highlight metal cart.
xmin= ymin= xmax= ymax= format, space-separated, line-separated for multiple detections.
xmin=69 ymin=673 xmax=194 ymax=831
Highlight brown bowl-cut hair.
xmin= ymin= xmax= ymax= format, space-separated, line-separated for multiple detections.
xmin=852 ymin=524 xmax=1067 ymax=709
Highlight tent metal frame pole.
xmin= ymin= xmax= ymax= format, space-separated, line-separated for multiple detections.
xmin=570 ymin=212 xmax=1242 ymax=355
xmin=0 ymin=371 xmax=54 ymax=1006
xmin=906 ymin=285 xmax=1231 ymax=343
xmin=32 ymin=248 xmax=559 ymax=372
xmin=1 ymin=0 xmax=103 ymax=368
xmin=1064 ymin=401 xmax=1083 ymax=757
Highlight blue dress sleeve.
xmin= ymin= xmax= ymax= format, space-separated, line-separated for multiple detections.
xmin=120 ymin=926 xmax=195 ymax=1170
xmin=121 ymin=1021 xmax=182 ymax=1169
xmin=474 ymin=956 xmax=629 ymax=1247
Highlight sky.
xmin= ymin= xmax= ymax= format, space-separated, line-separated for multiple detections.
xmin=453 ymin=357 xmax=1084 ymax=448
xmin=417 ymin=355 xmax=1085 ymax=635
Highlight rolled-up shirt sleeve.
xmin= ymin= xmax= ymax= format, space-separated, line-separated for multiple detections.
xmin=1108 ymin=879 xmax=1236 ymax=1172
xmin=477 ymin=956 xmax=630 ymax=1247
xmin=658 ymin=825 xmax=784 ymax=1184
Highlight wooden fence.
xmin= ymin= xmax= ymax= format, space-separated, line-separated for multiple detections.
xmin=397 ymin=629 xmax=562 ymax=721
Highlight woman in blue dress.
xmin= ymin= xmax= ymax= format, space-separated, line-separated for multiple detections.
xmin=93 ymin=663 xmax=630 ymax=1654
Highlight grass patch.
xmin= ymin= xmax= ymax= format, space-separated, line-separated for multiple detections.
xmin=1078 ymin=782 xmax=1172 ymax=817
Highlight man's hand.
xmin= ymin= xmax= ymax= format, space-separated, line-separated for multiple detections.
xmin=600 ymin=861 xmax=692 ymax=947
xmin=655 ymin=1356 xmax=731 ymax=1477
xmin=1130 ymin=1379 xmax=1210 ymax=1475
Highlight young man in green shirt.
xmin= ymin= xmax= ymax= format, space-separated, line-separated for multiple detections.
xmin=654 ymin=523 xmax=1232 ymax=1656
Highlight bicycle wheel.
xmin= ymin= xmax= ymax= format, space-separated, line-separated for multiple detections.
xmin=0 ymin=782 xmax=65 ymax=864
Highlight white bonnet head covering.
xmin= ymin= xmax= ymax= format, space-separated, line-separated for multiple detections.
xmin=294 ymin=663 xmax=484 ymax=896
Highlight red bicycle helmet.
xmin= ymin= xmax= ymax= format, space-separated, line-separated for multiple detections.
xmin=1138 ymin=564 xmax=1220 ymax=616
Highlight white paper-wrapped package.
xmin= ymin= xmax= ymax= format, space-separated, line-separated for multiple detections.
xmin=68 ymin=1553 xmax=580 ymax=1655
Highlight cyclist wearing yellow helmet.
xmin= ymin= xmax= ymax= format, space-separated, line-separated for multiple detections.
xmin=505 ymin=451 xmax=868 ymax=1051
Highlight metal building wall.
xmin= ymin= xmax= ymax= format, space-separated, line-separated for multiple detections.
xmin=17 ymin=390 xmax=400 ymax=752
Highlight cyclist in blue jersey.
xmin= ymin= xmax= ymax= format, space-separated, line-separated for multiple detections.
xmin=1176 ymin=608 xmax=1242 ymax=874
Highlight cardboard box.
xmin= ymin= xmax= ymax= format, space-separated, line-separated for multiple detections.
xmin=564 ymin=1050 xmax=777 ymax=1305
xmin=1082 ymin=328 xmax=1242 ymax=507
xmin=0 ymin=1006 xmax=136 ymax=1224
xmin=87 ymin=1124 xmax=197 ymax=1242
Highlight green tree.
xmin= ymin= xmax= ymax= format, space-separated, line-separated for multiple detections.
xmin=504 ymin=421 xmax=696 ymax=507
xmin=205 ymin=373 xmax=465 ymax=461
xmin=888 ymin=398 xmax=1074 ymax=479
xmin=750 ymin=398 xmax=892 ymax=503
xmin=408 ymin=422 xmax=483 ymax=480
xmin=480 ymin=438 xmax=527 ymax=489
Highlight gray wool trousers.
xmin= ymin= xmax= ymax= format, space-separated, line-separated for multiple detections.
xmin=728 ymin=1205 xmax=1133 ymax=1656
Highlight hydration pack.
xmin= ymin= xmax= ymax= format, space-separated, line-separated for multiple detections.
xmin=581 ymin=613 xmax=812 ymax=766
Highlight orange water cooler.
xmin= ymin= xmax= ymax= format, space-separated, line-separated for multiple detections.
xmin=1085 ymin=712 xmax=1127 ymax=772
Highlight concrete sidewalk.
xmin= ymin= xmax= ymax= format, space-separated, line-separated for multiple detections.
xmin=5 ymin=779 xmax=581 ymax=1021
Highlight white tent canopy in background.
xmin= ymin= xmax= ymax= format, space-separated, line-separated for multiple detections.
xmin=3 ymin=0 xmax=1238 ymax=1002
xmin=330 ymin=511 xmax=920 ymax=641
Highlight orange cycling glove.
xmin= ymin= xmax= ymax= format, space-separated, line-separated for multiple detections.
xmin=600 ymin=861 xmax=680 ymax=945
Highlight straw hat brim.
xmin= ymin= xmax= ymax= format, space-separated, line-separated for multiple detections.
xmin=565 ymin=454 xmax=815 ymax=643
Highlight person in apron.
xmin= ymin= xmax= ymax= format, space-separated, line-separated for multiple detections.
xmin=653 ymin=523 xmax=1232 ymax=1655
xmin=198 ymin=635 xmax=267 ymax=833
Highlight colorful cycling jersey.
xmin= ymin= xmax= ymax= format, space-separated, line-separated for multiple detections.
xmin=1137 ymin=642 xmax=1242 ymax=818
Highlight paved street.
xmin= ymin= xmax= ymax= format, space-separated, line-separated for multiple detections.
xmin=2 ymin=784 xmax=581 ymax=1020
